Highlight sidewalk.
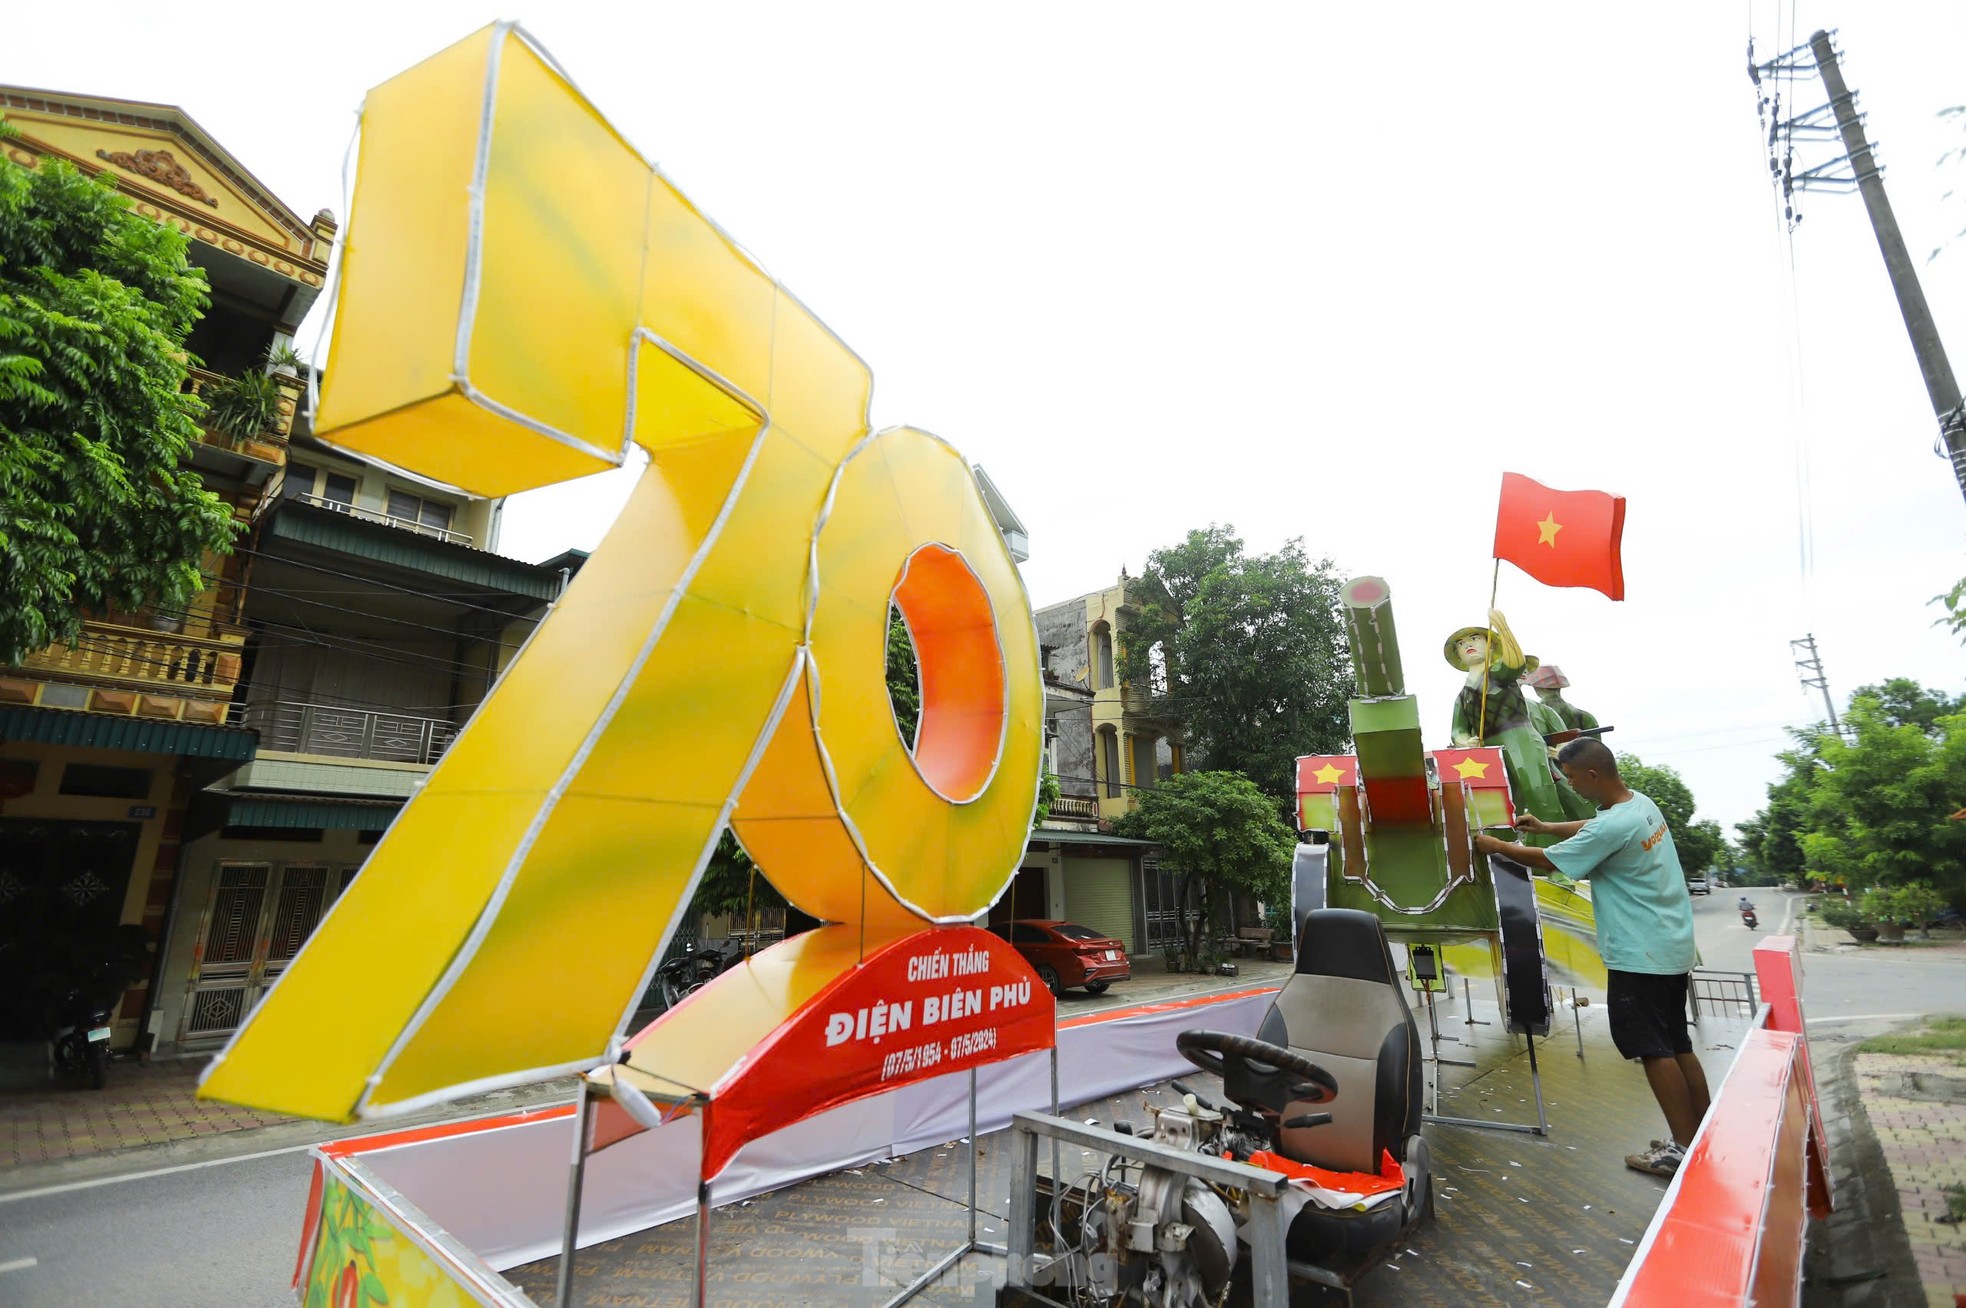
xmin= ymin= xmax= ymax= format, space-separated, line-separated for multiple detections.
xmin=1793 ymin=901 xmax=1966 ymax=1306
xmin=1855 ymin=1040 xmax=1966 ymax=1307
xmin=0 ymin=1055 xmax=283 ymax=1168
xmin=0 ymin=956 xmax=1293 ymax=1189
xmin=1797 ymin=900 xmax=1966 ymax=960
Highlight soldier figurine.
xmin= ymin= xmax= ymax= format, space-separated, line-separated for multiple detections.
xmin=1523 ymin=664 xmax=1599 ymax=733
xmin=1446 ymin=612 xmax=1592 ymax=832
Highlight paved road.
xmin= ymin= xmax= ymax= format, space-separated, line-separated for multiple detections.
xmin=0 ymin=1146 xmax=313 ymax=1307
xmin=0 ymin=965 xmax=1286 ymax=1307
xmin=1688 ymin=889 xmax=1966 ymax=1023
xmin=3 ymin=893 xmax=1955 ymax=1306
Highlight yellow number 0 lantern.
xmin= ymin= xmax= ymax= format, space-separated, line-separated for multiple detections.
xmin=200 ymin=23 xmax=1042 ymax=1122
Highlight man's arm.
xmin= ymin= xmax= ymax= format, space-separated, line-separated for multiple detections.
xmin=1473 ymin=830 xmax=1556 ymax=871
xmin=1516 ymin=812 xmax=1588 ymax=840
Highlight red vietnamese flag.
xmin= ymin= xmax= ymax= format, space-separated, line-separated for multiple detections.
xmin=1296 ymin=755 xmax=1356 ymax=795
xmin=1430 ymin=747 xmax=1511 ymax=791
xmin=1491 ymin=472 xmax=1626 ymax=600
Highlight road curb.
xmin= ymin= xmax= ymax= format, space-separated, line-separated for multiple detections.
xmin=1803 ymin=1022 xmax=1927 ymax=1306
xmin=0 ymin=1078 xmax=578 ymax=1200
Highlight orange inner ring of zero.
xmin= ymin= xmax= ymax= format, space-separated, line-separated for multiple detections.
xmin=890 ymin=543 xmax=1006 ymax=804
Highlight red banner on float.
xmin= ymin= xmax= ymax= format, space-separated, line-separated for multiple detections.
xmin=612 ymin=923 xmax=1056 ymax=1179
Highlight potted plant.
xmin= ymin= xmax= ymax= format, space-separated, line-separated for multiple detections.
xmin=1267 ymin=905 xmax=1295 ymax=962
xmin=265 ymin=343 xmax=305 ymax=377
xmin=1817 ymin=898 xmax=1874 ymax=942
xmin=200 ymin=370 xmax=283 ymax=440
xmin=1872 ymin=882 xmax=1948 ymax=941
xmin=1860 ymin=887 xmax=1909 ymax=944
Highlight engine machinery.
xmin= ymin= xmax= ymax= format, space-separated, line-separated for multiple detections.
xmin=1007 ymin=911 xmax=1437 ymax=1307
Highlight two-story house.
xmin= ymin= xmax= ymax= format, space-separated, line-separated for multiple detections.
xmin=0 ymin=86 xmax=329 ymax=1053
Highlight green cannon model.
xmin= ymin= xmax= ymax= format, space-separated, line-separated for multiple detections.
xmin=1291 ymin=576 xmax=1602 ymax=1038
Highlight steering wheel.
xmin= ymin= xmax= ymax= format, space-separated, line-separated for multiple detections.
xmin=1175 ymin=1029 xmax=1337 ymax=1118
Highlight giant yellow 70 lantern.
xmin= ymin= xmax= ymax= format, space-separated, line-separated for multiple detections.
xmin=199 ymin=23 xmax=1042 ymax=1122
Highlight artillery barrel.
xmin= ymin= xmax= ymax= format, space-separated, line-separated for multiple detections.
xmin=1341 ymin=575 xmax=1404 ymax=699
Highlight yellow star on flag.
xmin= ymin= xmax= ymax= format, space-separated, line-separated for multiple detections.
xmin=1313 ymin=762 xmax=1346 ymax=784
xmin=1453 ymin=756 xmax=1490 ymax=780
xmin=1536 ymin=512 xmax=1562 ymax=547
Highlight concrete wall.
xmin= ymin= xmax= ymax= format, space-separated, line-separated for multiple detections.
xmin=1035 ymin=600 xmax=1095 ymax=799
xmin=1035 ymin=603 xmax=1090 ymax=691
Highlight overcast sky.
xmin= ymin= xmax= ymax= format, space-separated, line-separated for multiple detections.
xmin=8 ymin=3 xmax=1963 ymax=843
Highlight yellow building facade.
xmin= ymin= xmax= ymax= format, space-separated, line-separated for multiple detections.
xmin=1019 ymin=578 xmax=1186 ymax=957
xmin=0 ymin=86 xmax=329 ymax=1052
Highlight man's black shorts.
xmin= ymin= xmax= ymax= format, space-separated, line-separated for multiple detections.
xmin=1606 ymin=969 xmax=1693 ymax=1060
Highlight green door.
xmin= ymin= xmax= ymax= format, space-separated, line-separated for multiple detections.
xmin=1061 ymin=856 xmax=1136 ymax=954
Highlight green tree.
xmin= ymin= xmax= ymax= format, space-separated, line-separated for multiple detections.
xmin=1682 ymin=819 xmax=1728 ymax=881
xmin=1113 ymin=770 xmax=1295 ymax=963
xmin=1615 ymin=752 xmax=1721 ymax=879
xmin=1119 ymin=526 xmax=1351 ymax=800
xmin=1848 ymin=678 xmax=1963 ymax=734
xmin=1932 ymin=576 xmax=1966 ymax=645
xmin=1796 ymin=692 xmax=1966 ymax=899
xmin=1736 ymin=730 xmax=1825 ymax=885
xmin=1737 ymin=680 xmax=1966 ymax=907
xmin=0 ymin=141 xmax=237 ymax=664
xmin=884 ymin=604 xmax=920 ymax=743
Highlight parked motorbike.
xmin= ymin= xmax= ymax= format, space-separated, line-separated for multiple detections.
xmin=37 ymin=926 xmax=151 ymax=1090
xmin=652 ymin=938 xmax=742 ymax=1010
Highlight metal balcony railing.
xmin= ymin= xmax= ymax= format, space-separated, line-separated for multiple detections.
xmin=234 ymin=700 xmax=458 ymax=765
xmin=289 ymin=492 xmax=475 ymax=547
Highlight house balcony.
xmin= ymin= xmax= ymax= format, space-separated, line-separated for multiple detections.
xmin=1046 ymin=794 xmax=1101 ymax=826
xmin=1113 ymin=683 xmax=1171 ymax=721
xmin=232 ymin=700 xmax=459 ymax=766
xmin=286 ymin=492 xmax=475 ymax=548
xmin=5 ymin=620 xmax=245 ymax=720
xmin=184 ymin=363 xmax=290 ymax=481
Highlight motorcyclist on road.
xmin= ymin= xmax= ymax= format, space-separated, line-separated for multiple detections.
xmin=1736 ymin=895 xmax=1756 ymax=914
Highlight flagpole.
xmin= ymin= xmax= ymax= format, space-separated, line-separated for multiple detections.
xmin=1477 ymin=558 xmax=1500 ymax=742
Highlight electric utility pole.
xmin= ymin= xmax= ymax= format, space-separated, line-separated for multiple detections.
xmin=1804 ymin=30 xmax=1966 ymax=506
xmin=1790 ymin=633 xmax=1841 ymax=735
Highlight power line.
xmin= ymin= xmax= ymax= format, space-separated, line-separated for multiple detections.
xmin=246 ymin=583 xmax=534 ymax=641
xmin=55 ymin=623 xmax=506 ymax=711
xmin=111 ymin=594 xmax=525 ymax=681
xmin=46 ymin=634 xmax=495 ymax=719
xmin=227 ymin=539 xmax=560 ymax=624
xmin=145 ymin=582 xmax=537 ymax=644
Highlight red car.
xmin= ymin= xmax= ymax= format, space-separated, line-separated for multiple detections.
xmin=995 ymin=920 xmax=1131 ymax=995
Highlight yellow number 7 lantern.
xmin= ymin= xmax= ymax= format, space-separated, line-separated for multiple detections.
xmin=199 ymin=23 xmax=1042 ymax=1122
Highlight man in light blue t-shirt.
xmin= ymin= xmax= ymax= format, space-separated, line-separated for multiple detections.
xmin=1474 ymin=738 xmax=1708 ymax=1178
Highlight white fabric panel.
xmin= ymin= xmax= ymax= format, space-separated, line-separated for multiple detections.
xmin=347 ymin=986 xmax=1277 ymax=1276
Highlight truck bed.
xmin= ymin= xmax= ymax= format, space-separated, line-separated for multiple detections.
xmin=506 ymin=988 xmax=1752 ymax=1306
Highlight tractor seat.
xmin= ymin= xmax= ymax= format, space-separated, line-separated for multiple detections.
xmin=1254 ymin=908 xmax=1430 ymax=1260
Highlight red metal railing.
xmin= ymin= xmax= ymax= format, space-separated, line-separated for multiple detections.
xmin=1609 ymin=936 xmax=1829 ymax=1307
